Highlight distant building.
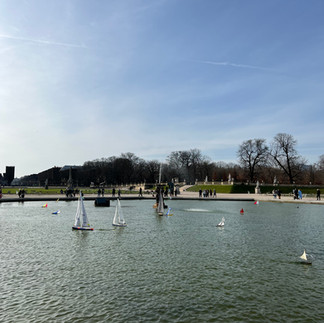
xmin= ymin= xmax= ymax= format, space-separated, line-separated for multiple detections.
xmin=37 ymin=165 xmax=82 ymax=187
xmin=38 ymin=167 xmax=62 ymax=186
xmin=4 ymin=166 xmax=15 ymax=185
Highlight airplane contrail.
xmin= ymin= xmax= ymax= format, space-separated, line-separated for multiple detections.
xmin=191 ymin=59 xmax=269 ymax=71
xmin=0 ymin=34 xmax=86 ymax=48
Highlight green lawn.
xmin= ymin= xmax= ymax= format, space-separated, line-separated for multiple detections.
xmin=186 ymin=184 xmax=322 ymax=195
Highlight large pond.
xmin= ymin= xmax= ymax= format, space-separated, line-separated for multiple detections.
xmin=1 ymin=199 xmax=323 ymax=322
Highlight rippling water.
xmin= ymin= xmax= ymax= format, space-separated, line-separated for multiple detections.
xmin=1 ymin=199 xmax=324 ymax=322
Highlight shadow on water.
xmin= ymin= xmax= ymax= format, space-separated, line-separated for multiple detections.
xmin=290 ymin=261 xmax=313 ymax=266
xmin=95 ymin=228 xmax=116 ymax=232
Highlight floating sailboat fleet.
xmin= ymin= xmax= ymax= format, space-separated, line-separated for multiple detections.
xmin=35 ymin=190 xmax=319 ymax=267
xmin=39 ymin=188 xmax=318 ymax=268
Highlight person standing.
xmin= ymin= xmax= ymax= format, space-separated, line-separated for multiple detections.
xmin=293 ymin=188 xmax=298 ymax=200
xmin=316 ymin=189 xmax=321 ymax=200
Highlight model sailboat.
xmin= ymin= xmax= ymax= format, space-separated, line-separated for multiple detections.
xmin=72 ymin=192 xmax=94 ymax=231
xmin=300 ymin=249 xmax=312 ymax=264
xmin=112 ymin=199 xmax=127 ymax=227
xmin=216 ymin=217 xmax=225 ymax=227
xmin=156 ymin=192 xmax=165 ymax=216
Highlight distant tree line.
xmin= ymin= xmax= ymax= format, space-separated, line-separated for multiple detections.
xmin=16 ymin=133 xmax=324 ymax=186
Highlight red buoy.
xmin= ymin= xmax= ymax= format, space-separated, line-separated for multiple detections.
xmin=240 ymin=208 xmax=244 ymax=214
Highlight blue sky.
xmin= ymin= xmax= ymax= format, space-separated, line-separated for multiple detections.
xmin=0 ymin=0 xmax=323 ymax=177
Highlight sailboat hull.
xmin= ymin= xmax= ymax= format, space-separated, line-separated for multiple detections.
xmin=72 ymin=226 xmax=94 ymax=231
xmin=300 ymin=261 xmax=312 ymax=265
xmin=112 ymin=223 xmax=127 ymax=227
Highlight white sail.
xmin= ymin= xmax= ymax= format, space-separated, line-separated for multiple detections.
xmin=112 ymin=203 xmax=118 ymax=226
xmin=73 ymin=192 xmax=93 ymax=230
xmin=158 ymin=163 xmax=162 ymax=184
xmin=74 ymin=197 xmax=82 ymax=227
xmin=157 ymin=192 xmax=164 ymax=215
xmin=80 ymin=195 xmax=90 ymax=227
xmin=217 ymin=217 xmax=225 ymax=227
xmin=300 ymin=249 xmax=308 ymax=261
xmin=113 ymin=199 xmax=126 ymax=226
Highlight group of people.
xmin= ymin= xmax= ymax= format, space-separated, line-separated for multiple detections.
xmin=97 ymin=188 xmax=105 ymax=197
xmin=293 ymin=188 xmax=303 ymax=200
xmin=152 ymin=186 xmax=179 ymax=198
xmin=199 ymin=189 xmax=216 ymax=198
xmin=111 ymin=188 xmax=121 ymax=198
xmin=17 ymin=189 xmax=26 ymax=198
xmin=272 ymin=189 xmax=282 ymax=199
xmin=97 ymin=188 xmax=124 ymax=198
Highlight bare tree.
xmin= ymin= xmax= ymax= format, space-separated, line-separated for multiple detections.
xmin=144 ymin=160 xmax=161 ymax=184
xmin=318 ymin=154 xmax=324 ymax=170
xmin=269 ymin=133 xmax=306 ymax=184
xmin=313 ymin=154 xmax=324 ymax=184
xmin=167 ymin=149 xmax=209 ymax=183
xmin=237 ymin=139 xmax=269 ymax=182
xmin=167 ymin=150 xmax=192 ymax=182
